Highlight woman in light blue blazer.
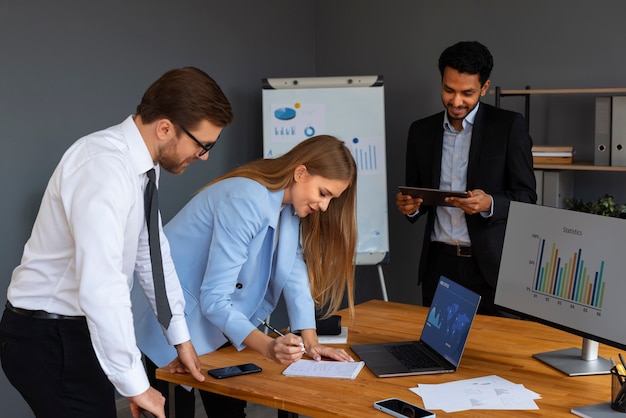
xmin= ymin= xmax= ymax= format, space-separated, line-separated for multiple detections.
xmin=133 ymin=135 xmax=358 ymax=417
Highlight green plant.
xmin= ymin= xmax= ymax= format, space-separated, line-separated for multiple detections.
xmin=564 ymin=194 xmax=626 ymax=218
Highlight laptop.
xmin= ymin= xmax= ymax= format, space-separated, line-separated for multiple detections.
xmin=351 ymin=276 xmax=481 ymax=377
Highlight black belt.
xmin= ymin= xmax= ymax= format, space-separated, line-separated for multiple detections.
xmin=6 ymin=302 xmax=85 ymax=320
xmin=431 ymin=241 xmax=473 ymax=258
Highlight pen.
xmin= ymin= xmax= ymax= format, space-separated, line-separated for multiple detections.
xmin=257 ymin=317 xmax=285 ymax=337
xmin=257 ymin=318 xmax=305 ymax=352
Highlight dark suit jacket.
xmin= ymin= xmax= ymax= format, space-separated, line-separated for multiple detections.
xmin=404 ymin=102 xmax=537 ymax=287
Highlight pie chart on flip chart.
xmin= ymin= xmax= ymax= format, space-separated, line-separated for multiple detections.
xmin=274 ymin=107 xmax=296 ymax=121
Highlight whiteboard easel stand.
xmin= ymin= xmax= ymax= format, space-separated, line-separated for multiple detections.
xmin=377 ymin=263 xmax=388 ymax=301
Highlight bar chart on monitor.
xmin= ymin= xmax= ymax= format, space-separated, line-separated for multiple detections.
xmin=495 ymin=202 xmax=626 ymax=354
xmin=503 ymin=214 xmax=615 ymax=322
xmin=531 ymin=236 xmax=606 ymax=311
xmin=495 ymin=202 xmax=626 ymax=375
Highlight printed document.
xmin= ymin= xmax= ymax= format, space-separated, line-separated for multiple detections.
xmin=410 ymin=375 xmax=541 ymax=412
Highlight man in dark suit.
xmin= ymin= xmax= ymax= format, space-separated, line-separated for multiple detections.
xmin=396 ymin=41 xmax=536 ymax=315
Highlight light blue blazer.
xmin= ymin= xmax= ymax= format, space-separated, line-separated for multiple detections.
xmin=132 ymin=177 xmax=316 ymax=366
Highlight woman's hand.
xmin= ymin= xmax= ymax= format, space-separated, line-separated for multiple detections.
xmin=265 ymin=333 xmax=306 ymax=365
xmin=305 ymin=343 xmax=354 ymax=362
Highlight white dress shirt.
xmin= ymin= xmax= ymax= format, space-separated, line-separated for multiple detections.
xmin=7 ymin=115 xmax=190 ymax=397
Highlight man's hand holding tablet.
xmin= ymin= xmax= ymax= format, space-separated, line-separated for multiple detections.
xmin=398 ymin=186 xmax=468 ymax=207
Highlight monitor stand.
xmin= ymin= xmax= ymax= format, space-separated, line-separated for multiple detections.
xmin=533 ymin=338 xmax=611 ymax=376
xmin=572 ymin=402 xmax=625 ymax=418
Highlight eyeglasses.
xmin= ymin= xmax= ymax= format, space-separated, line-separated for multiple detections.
xmin=180 ymin=126 xmax=219 ymax=156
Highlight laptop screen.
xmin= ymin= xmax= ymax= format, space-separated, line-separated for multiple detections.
xmin=420 ymin=277 xmax=481 ymax=367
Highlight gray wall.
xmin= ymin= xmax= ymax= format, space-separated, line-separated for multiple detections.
xmin=0 ymin=1 xmax=317 ymax=415
xmin=2 ymin=0 xmax=626 ymax=415
xmin=315 ymin=0 xmax=626 ymax=308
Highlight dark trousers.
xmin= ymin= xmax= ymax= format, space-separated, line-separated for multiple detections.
xmin=0 ymin=307 xmax=116 ymax=418
xmin=422 ymin=243 xmax=502 ymax=316
xmin=145 ymin=356 xmax=246 ymax=418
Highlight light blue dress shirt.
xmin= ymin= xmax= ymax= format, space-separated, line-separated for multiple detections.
xmin=431 ymin=103 xmax=479 ymax=245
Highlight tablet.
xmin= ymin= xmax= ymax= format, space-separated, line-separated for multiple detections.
xmin=398 ymin=186 xmax=468 ymax=207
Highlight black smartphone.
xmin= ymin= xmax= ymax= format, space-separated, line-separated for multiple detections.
xmin=374 ymin=398 xmax=435 ymax=417
xmin=207 ymin=363 xmax=262 ymax=379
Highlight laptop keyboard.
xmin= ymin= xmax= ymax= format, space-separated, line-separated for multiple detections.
xmin=386 ymin=344 xmax=440 ymax=370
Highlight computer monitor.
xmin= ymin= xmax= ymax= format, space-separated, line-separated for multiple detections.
xmin=494 ymin=201 xmax=626 ymax=376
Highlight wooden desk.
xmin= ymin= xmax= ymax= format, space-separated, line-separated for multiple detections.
xmin=156 ymin=300 xmax=616 ymax=417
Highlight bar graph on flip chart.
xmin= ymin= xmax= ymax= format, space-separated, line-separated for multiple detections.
xmin=348 ymin=137 xmax=380 ymax=173
xmin=532 ymin=238 xmax=606 ymax=309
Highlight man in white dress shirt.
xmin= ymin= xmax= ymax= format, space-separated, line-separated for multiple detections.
xmin=0 ymin=67 xmax=233 ymax=418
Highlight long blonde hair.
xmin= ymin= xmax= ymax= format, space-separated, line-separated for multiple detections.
xmin=205 ymin=135 xmax=357 ymax=318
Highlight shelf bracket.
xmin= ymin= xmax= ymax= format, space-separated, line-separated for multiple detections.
xmin=494 ymin=85 xmax=531 ymax=127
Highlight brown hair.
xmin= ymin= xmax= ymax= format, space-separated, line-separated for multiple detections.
xmin=207 ymin=135 xmax=357 ymax=318
xmin=136 ymin=67 xmax=233 ymax=130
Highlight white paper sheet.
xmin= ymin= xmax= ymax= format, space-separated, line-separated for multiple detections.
xmin=410 ymin=375 xmax=541 ymax=413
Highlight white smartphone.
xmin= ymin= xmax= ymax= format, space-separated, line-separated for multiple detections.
xmin=374 ymin=398 xmax=435 ymax=418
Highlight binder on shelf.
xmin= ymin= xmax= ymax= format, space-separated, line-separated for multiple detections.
xmin=542 ymin=171 xmax=574 ymax=209
xmin=594 ymin=97 xmax=611 ymax=166
xmin=534 ymin=170 xmax=543 ymax=206
xmin=611 ymin=96 xmax=626 ymax=166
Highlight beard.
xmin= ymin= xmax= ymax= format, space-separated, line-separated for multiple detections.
xmin=446 ymin=105 xmax=468 ymax=121
xmin=446 ymin=100 xmax=479 ymax=123
xmin=158 ymin=140 xmax=195 ymax=175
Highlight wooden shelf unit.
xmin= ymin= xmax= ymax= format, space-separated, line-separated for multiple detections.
xmin=495 ymin=87 xmax=626 ymax=96
xmin=534 ymin=162 xmax=626 ymax=172
xmin=495 ymin=85 xmax=626 ymax=171
xmin=493 ymin=86 xmax=626 ymax=126
xmin=495 ymin=86 xmax=626 ymax=208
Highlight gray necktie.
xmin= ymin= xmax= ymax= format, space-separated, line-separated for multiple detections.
xmin=145 ymin=168 xmax=172 ymax=329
